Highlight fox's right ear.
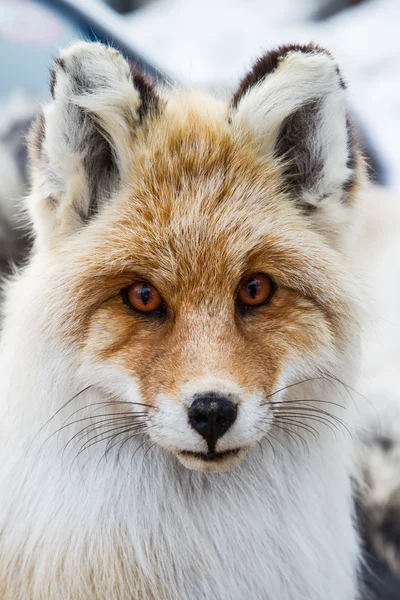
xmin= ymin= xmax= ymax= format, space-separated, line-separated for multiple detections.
xmin=28 ymin=42 xmax=159 ymax=247
xmin=230 ymin=44 xmax=358 ymax=221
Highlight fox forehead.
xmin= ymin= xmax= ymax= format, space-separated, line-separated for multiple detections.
xmin=73 ymin=93 xmax=326 ymax=292
xmin=115 ymin=90 xmax=287 ymax=247
xmin=35 ymin=88 xmax=353 ymax=354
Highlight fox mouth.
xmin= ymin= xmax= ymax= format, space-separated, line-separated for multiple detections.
xmin=179 ymin=448 xmax=241 ymax=462
xmin=176 ymin=447 xmax=248 ymax=472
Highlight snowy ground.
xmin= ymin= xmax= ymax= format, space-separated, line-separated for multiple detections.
xmin=125 ymin=0 xmax=400 ymax=191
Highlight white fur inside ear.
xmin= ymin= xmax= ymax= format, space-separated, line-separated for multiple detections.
xmin=234 ymin=51 xmax=343 ymax=151
xmin=233 ymin=50 xmax=352 ymax=205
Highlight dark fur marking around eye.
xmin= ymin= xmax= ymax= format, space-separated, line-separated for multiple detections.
xmin=232 ymin=43 xmax=345 ymax=108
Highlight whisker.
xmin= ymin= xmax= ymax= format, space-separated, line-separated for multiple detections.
xmin=66 ymin=422 xmax=147 ymax=461
xmin=62 ymin=412 xmax=147 ymax=431
xmin=110 ymin=428 xmax=155 ymax=475
xmin=323 ymin=372 xmax=370 ymax=402
xmin=273 ymin=408 xmax=341 ymax=427
xmin=262 ymin=373 xmax=369 ymax=415
xmin=268 ymin=398 xmax=345 ymax=410
xmin=30 ymin=386 xmax=93 ymax=452
xmin=41 ymin=412 xmax=147 ymax=455
xmin=130 ymin=438 xmax=152 ymax=467
xmin=256 ymin=430 xmax=276 ymax=462
xmin=273 ymin=417 xmax=319 ymax=442
xmin=273 ymin=403 xmax=346 ymax=419
xmin=257 ymin=438 xmax=265 ymax=457
xmin=275 ymin=413 xmax=339 ymax=438
xmin=104 ymin=424 xmax=150 ymax=460
xmin=259 ymin=419 xmax=305 ymax=452
xmin=69 ymin=426 xmax=150 ymax=480
xmin=141 ymin=442 xmax=158 ymax=464
xmin=266 ymin=430 xmax=298 ymax=460
xmin=263 ymin=377 xmax=328 ymax=403
xmin=72 ymin=424 xmax=148 ymax=465
xmin=60 ymin=400 xmax=154 ymax=425
xmin=62 ymin=418 xmax=148 ymax=459
xmin=272 ymin=407 xmax=353 ymax=437
xmin=268 ymin=422 xmax=310 ymax=453
xmin=321 ymin=371 xmax=380 ymax=422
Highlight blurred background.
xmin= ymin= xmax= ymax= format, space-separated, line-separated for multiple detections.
xmin=1 ymin=0 xmax=398 ymax=259
xmin=0 ymin=0 xmax=399 ymax=188
xmin=0 ymin=1 xmax=399 ymax=597
xmin=1 ymin=0 xmax=399 ymax=248
xmin=0 ymin=0 xmax=398 ymax=267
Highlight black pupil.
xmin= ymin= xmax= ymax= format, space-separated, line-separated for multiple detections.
xmin=140 ymin=286 xmax=151 ymax=306
xmin=247 ymin=280 xmax=259 ymax=299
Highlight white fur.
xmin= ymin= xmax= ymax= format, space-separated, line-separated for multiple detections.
xmin=0 ymin=285 xmax=359 ymax=598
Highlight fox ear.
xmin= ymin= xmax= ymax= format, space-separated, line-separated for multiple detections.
xmin=231 ymin=45 xmax=358 ymax=214
xmin=28 ymin=42 xmax=159 ymax=246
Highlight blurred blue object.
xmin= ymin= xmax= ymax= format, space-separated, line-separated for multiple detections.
xmin=0 ymin=0 xmax=164 ymax=100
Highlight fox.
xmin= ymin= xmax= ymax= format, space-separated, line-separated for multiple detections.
xmin=0 ymin=40 xmax=399 ymax=599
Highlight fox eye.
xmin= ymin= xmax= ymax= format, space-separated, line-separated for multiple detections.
xmin=238 ymin=274 xmax=274 ymax=307
xmin=123 ymin=282 xmax=163 ymax=313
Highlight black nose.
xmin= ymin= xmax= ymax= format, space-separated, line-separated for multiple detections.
xmin=188 ymin=393 xmax=237 ymax=451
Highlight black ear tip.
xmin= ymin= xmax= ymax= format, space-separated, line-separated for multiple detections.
xmin=55 ymin=57 xmax=66 ymax=71
xmin=49 ymin=68 xmax=56 ymax=99
xmin=130 ymin=66 xmax=160 ymax=121
xmin=49 ymin=58 xmax=67 ymax=99
xmin=232 ymin=43 xmax=344 ymax=107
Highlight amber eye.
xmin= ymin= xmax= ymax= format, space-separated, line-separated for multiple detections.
xmin=238 ymin=274 xmax=274 ymax=307
xmin=124 ymin=282 xmax=163 ymax=313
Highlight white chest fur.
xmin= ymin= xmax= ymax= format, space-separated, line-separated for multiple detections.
xmin=0 ymin=378 xmax=359 ymax=600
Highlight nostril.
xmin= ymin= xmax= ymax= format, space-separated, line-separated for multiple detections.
xmin=194 ymin=414 xmax=208 ymax=425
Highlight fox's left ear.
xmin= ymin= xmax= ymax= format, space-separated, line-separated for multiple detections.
xmin=28 ymin=42 xmax=159 ymax=248
xmin=231 ymin=44 xmax=359 ymax=213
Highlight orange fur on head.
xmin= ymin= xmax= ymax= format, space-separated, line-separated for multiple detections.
xmin=0 ymin=42 xmax=369 ymax=600
xmin=23 ymin=42 xmax=362 ymax=473
xmin=28 ymin=88 xmax=359 ymax=471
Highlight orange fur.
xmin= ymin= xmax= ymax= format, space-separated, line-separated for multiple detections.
xmin=42 ymin=93 xmax=356 ymax=414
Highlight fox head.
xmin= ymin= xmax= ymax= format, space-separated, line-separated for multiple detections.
xmin=24 ymin=42 xmax=363 ymax=473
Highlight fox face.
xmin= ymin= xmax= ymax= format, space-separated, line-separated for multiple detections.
xmin=27 ymin=42 xmax=362 ymax=473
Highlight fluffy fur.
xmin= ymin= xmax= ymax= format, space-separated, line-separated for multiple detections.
xmin=0 ymin=41 xmax=396 ymax=599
